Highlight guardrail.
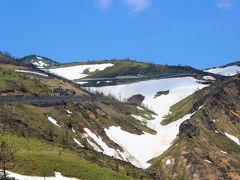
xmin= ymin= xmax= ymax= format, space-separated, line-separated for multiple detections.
xmin=0 ymin=96 xmax=97 ymax=105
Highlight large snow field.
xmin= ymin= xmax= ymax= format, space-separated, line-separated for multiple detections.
xmin=45 ymin=63 xmax=114 ymax=80
xmin=1 ymin=171 xmax=78 ymax=180
xmin=88 ymin=77 xmax=207 ymax=124
xmin=87 ymin=77 xmax=208 ymax=168
xmin=205 ymin=65 xmax=240 ymax=76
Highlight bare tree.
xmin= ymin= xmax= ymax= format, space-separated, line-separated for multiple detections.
xmin=0 ymin=139 xmax=15 ymax=179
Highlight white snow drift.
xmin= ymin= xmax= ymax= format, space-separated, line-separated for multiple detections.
xmin=131 ymin=114 xmax=147 ymax=123
xmin=205 ymin=65 xmax=240 ymax=76
xmin=45 ymin=63 xmax=114 ymax=80
xmin=88 ymin=77 xmax=208 ymax=168
xmin=15 ymin=70 xmax=49 ymax=77
xmin=73 ymin=138 xmax=84 ymax=148
xmin=83 ymin=128 xmax=122 ymax=159
xmin=225 ymin=132 xmax=240 ymax=145
xmin=202 ymin=76 xmax=216 ymax=81
xmin=32 ymin=60 xmax=48 ymax=69
xmin=47 ymin=117 xmax=61 ymax=127
xmin=1 ymin=171 xmax=78 ymax=180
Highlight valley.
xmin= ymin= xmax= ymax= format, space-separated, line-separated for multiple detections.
xmin=0 ymin=53 xmax=239 ymax=179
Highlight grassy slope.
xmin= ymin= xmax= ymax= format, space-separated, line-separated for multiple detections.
xmin=2 ymin=135 xmax=133 ymax=180
xmin=0 ymin=103 xmax=152 ymax=179
xmin=47 ymin=59 xmax=204 ymax=78
xmin=0 ymin=67 xmax=51 ymax=95
xmin=161 ymin=95 xmax=194 ymax=125
xmin=0 ymin=60 xmax=154 ymax=179
xmin=160 ymin=79 xmax=226 ymax=125
xmin=0 ymin=62 xmax=155 ymax=135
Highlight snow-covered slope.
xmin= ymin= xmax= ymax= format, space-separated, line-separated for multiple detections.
xmin=32 ymin=57 xmax=49 ymax=68
xmin=205 ymin=65 xmax=240 ymax=76
xmin=45 ymin=63 xmax=114 ymax=80
xmin=20 ymin=55 xmax=59 ymax=69
xmin=88 ymin=77 xmax=208 ymax=168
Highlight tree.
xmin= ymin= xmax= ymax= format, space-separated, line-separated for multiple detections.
xmin=0 ymin=139 xmax=15 ymax=179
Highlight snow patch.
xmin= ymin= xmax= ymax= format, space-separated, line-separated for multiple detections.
xmin=76 ymin=81 xmax=88 ymax=85
xmin=73 ymin=138 xmax=84 ymax=148
xmin=137 ymin=106 xmax=144 ymax=111
xmin=165 ymin=159 xmax=171 ymax=165
xmin=66 ymin=110 xmax=72 ymax=114
xmin=85 ymin=138 xmax=102 ymax=152
xmin=47 ymin=117 xmax=61 ymax=127
xmin=204 ymin=160 xmax=212 ymax=164
xmin=105 ymin=80 xmax=112 ymax=83
xmin=46 ymin=63 xmax=114 ymax=80
xmin=202 ymin=76 xmax=216 ymax=81
xmin=1 ymin=170 xmax=78 ymax=180
xmin=220 ymin=150 xmax=227 ymax=154
xmin=225 ymin=132 xmax=240 ymax=145
xmin=72 ymin=128 xmax=76 ymax=133
xmin=32 ymin=60 xmax=48 ymax=68
xmin=36 ymin=56 xmax=43 ymax=60
xmin=131 ymin=114 xmax=146 ymax=123
xmin=205 ymin=65 xmax=240 ymax=76
xmin=144 ymin=114 xmax=150 ymax=118
xmin=15 ymin=70 xmax=48 ymax=77
xmin=84 ymin=128 xmax=122 ymax=159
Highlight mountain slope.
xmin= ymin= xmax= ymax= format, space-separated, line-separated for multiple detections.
xmin=1 ymin=54 xmax=240 ymax=179
xmin=20 ymin=55 xmax=59 ymax=69
xmin=149 ymin=75 xmax=240 ymax=179
xmin=45 ymin=59 xmax=220 ymax=87
xmin=0 ymin=60 xmax=154 ymax=179
xmin=88 ymin=76 xmax=209 ymax=168
xmin=205 ymin=61 xmax=240 ymax=76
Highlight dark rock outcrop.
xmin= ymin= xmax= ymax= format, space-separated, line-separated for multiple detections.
xmin=127 ymin=94 xmax=145 ymax=106
xmin=179 ymin=120 xmax=200 ymax=138
xmin=154 ymin=90 xmax=169 ymax=98
xmin=190 ymin=100 xmax=204 ymax=113
xmin=202 ymin=111 xmax=217 ymax=131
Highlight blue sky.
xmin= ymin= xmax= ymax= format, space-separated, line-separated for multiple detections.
xmin=0 ymin=0 xmax=239 ymax=68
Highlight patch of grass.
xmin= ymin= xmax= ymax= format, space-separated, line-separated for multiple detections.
xmin=3 ymin=135 xmax=133 ymax=180
xmin=161 ymin=95 xmax=194 ymax=125
xmin=0 ymin=69 xmax=51 ymax=95
xmin=96 ymin=102 xmax=156 ymax=135
xmin=148 ymin=139 xmax=185 ymax=179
